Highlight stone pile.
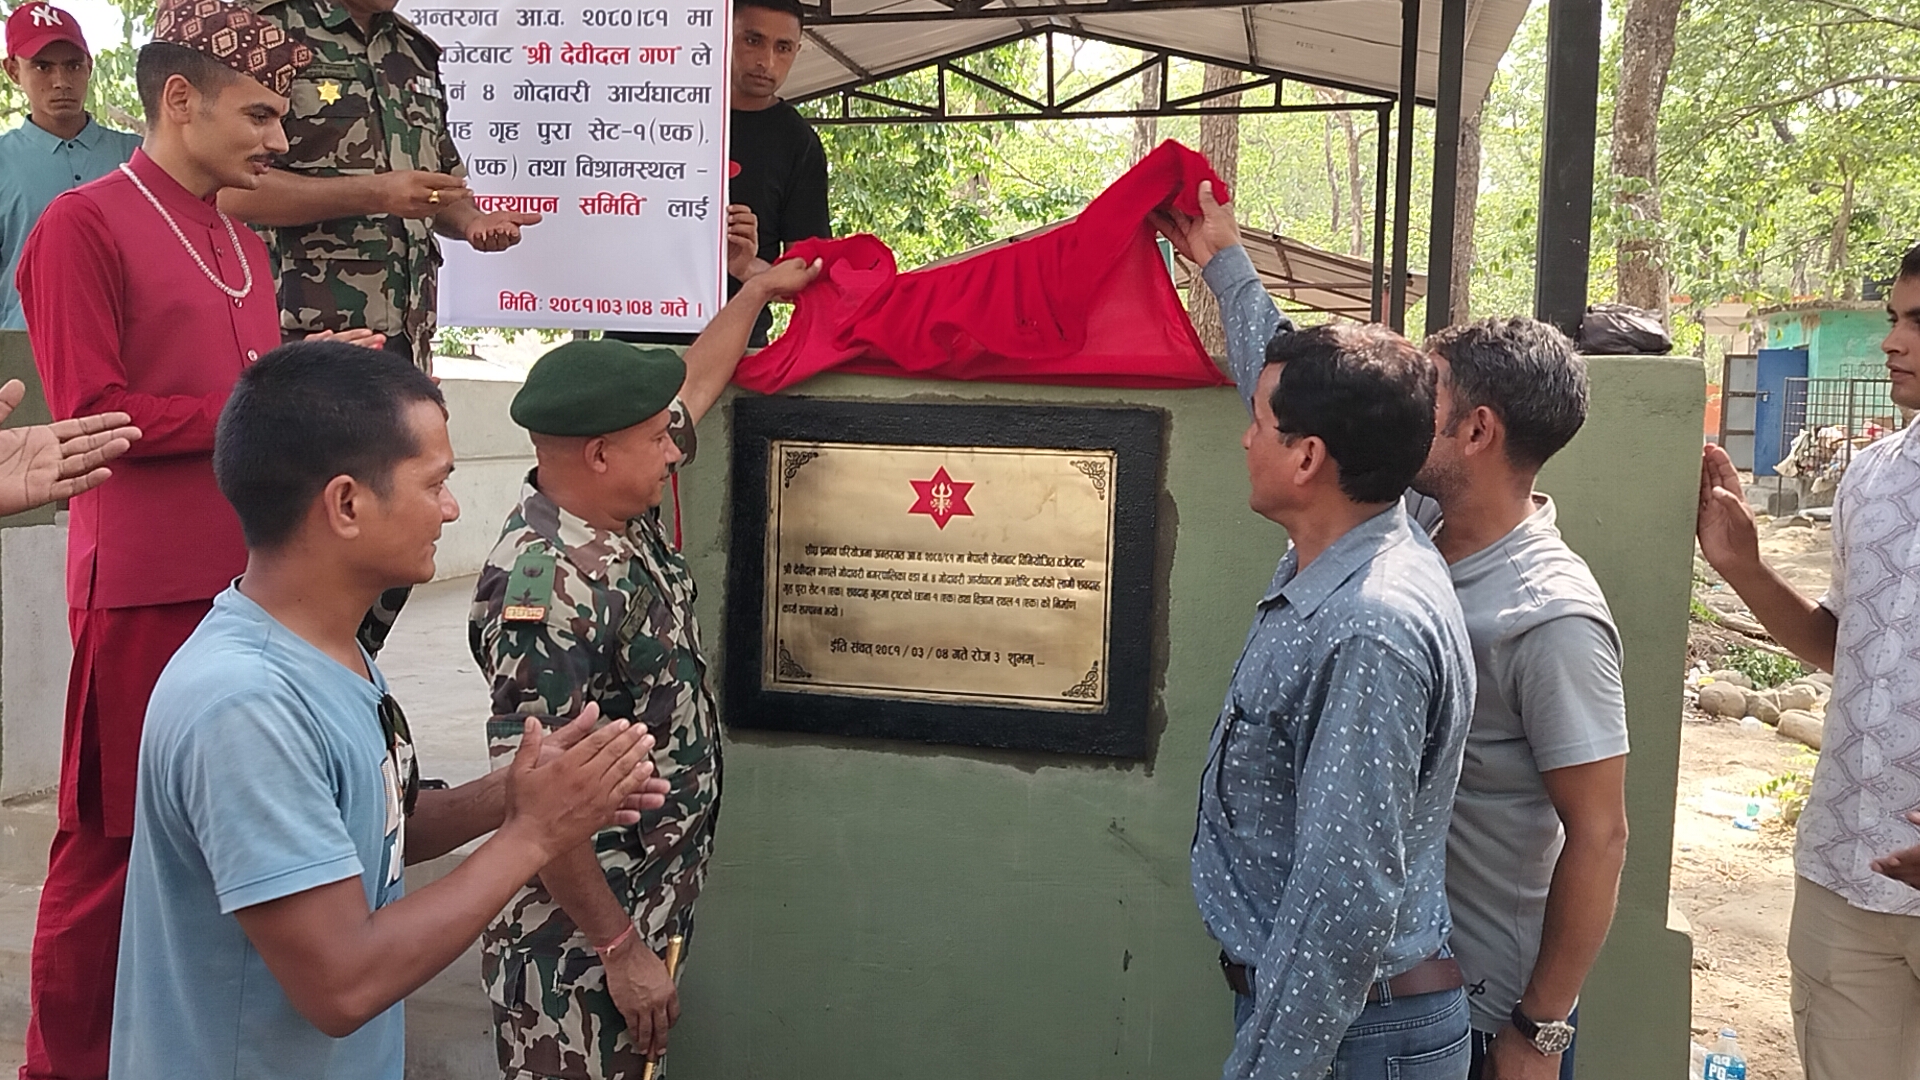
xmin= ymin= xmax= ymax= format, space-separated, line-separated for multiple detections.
xmin=1690 ymin=666 xmax=1833 ymax=751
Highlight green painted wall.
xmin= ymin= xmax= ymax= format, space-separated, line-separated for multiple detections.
xmin=668 ymin=359 xmax=1701 ymax=1079
xmin=1763 ymin=307 xmax=1888 ymax=380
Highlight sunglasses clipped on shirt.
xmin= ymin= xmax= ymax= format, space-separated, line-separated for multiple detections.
xmin=378 ymin=692 xmax=421 ymax=818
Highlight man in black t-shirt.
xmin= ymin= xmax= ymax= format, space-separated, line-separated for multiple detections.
xmin=728 ymin=0 xmax=829 ymax=348
xmin=614 ymin=0 xmax=827 ymax=346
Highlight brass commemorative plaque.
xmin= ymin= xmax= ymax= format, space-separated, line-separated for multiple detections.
xmin=763 ymin=442 xmax=1115 ymax=711
xmin=725 ymin=398 xmax=1162 ymax=758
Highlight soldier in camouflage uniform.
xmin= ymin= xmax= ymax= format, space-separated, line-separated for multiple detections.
xmin=471 ymin=257 xmax=819 ymax=1080
xmin=225 ymin=0 xmax=541 ymax=373
xmin=224 ymin=0 xmax=542 ymax=656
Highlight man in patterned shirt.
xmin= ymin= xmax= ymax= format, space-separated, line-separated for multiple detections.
xmin=224 ymin=0 xmax=540 ymax=374
xmin=470 ymin=255 xmax=816 ymax=1080
xmin=1700 ymin=242 xmax=1920 ymax=1080
xmin=1158 ymin=182 xmax=1476 ymax=1080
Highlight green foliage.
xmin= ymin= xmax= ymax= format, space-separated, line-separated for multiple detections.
xmin=1689 ymin=596 xmax=1719 ymax=624
xmin=805 ymin=38 xmax=1439 ymax=325
xmin=802 ymin=39 xmax=1121 ymax=268
xmin=37 ymin=0 xmax=1917 ymax=343
xmin=1653 ymin=0 xmax=1920 ymax=307
xmin=1752 ymin=751 xmax=1819 ymax=826
xmin=1466 ymin=3 xmax=1553 ymax=319
xmin=1722 ymin=644 xmax=1807 ymax=689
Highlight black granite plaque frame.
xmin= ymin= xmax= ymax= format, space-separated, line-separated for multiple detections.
xmin=724 ymin=397 xmax=1163 ymax=758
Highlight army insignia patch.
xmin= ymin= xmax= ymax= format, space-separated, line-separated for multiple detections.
xmin=502 ymin=549 xmax=556 ymax=622
xmin=317 ymin=79 xmax=341 ymax=104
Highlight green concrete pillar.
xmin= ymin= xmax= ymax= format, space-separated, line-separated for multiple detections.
xmin=665 ymin=359 xmax=1701 ymax=1079
xmin=1543 ymin=355 xmax=1704 ymax=1080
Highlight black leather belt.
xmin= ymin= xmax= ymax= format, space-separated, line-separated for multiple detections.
xmin=1219 ymin=951 xmax=1464 ymax=1004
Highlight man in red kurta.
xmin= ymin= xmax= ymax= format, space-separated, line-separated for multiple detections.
xmin=12 ymin=4 xmax=314 ymax=1076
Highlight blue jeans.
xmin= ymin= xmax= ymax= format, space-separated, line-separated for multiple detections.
xmin=1466 ymin=1008 xmax=1578 ymax=1080
xmin=1234 ymin=986 xmax=1470 ymax=1080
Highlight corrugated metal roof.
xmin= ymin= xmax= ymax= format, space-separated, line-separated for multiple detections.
xmin=922 ymin=218 xmax=1422 ymax=320
xmin=787 ymin=0 xmax=1529 ymax=113
xmin=1172 ymin=225 xmax=1426 ymax=318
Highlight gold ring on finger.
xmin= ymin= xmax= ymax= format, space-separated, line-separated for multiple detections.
xmin=429 ymin=190 xmax=440 ymax=205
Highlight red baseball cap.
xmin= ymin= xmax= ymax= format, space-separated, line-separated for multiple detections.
xmin=6 ymin=3 xmax=89 ymax=60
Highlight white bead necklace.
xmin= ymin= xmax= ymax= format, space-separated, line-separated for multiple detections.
xmin=117 ymin=163 xmax=254 ymax=301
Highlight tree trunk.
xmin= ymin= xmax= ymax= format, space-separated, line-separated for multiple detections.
xmin=1188 ymin=64 xmax=1243 ymax=359
xmin=1129 ymin=62 xmax=1162 ymax=165
xmin=1322 ymin=114 xmax=1342 ymax=236
xmin=1828 ymin=168 xmax=1856 ymax=299
xmin=1449 ymin=107 xmax=1483 ymax=324
xmin=1319 ymin=89 xmax=1368 ymax=258
xmin=1609 ymin=0 xmax=1685 ymax=319
xmin=1342 ymin=111 xmax=1365 ymax=258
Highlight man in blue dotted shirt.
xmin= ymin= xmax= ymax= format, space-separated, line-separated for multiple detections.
xmin=0 ymin=2 xmax=141 ymax=330
xmin=1158 ymin=184 xmax=1477 ymax=1080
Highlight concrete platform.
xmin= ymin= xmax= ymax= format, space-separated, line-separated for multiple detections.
xmin=0 ymin=575 xmax=498 ymax=1074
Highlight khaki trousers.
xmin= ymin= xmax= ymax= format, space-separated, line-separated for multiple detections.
xmin=1789 ymin=875 xmax=1920 ymax=1079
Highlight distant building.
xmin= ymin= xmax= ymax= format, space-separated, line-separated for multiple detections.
xmin=1761 ymin=301 xmax=1889 ymax=381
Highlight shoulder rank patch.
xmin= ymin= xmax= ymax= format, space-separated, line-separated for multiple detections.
xmin=502 ymin=549 xmax=557 ymax=622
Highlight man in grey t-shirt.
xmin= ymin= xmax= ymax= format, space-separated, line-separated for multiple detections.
xmin=1408 ymin=318 xmax=1630 ymax=1080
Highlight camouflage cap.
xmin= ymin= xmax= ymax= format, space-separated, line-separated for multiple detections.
xmin=153 ymin=0 xmax=312 ymax=97
xmin=511 ymin=340 xmax=687 ymax=437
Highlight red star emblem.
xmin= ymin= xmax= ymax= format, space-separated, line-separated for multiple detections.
xmin=908 ymin=467 xmax=973 ymax=529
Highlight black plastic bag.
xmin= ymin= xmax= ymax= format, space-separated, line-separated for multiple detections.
xmin=1577 ymin=302 xmax=1672 ymax=355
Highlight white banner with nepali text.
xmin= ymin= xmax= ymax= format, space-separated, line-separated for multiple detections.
xmin=406 ymin=0 xmax=732 ymax=333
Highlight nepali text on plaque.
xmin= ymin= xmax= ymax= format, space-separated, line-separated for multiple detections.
xmin=761 ymin=441 xmax=1116 ymax=711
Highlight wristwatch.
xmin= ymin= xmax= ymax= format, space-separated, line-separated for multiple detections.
xmin=1509 ymin=1005 xmax=1576 ymax=1055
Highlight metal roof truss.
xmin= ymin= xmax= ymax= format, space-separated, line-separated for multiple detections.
xmin=770 ymin=0 xmax=1606 ymax=337
xmin=799 ymin=26 xmax=1395 ymax=125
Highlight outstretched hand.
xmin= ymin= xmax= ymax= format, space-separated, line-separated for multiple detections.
xmin=1697 ymin=444 xmax=1760 ymax=579
xmin=0 ymin=379 xmax=141 ymax=515
xmin=1149 ymin=179 xmax=1239 ymax=268
xmin=467 ymin=210 xmax=542 ymax=252
xmin=307 ymin=327 xmax=389 ymax=350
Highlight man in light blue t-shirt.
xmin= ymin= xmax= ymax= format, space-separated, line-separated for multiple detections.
xmin=111 ymin=341 xmax=669 ymax=1080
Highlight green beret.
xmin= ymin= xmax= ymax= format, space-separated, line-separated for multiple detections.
xmin=510 ymin=340 xmax=687 ymax=437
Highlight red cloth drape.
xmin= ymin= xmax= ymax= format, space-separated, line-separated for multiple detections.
xmin=733 ymin=140 xmax=1234 ymax=393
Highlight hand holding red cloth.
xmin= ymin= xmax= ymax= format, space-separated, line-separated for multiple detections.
xmin=733 ymin=140 xmax=1233 ymax=393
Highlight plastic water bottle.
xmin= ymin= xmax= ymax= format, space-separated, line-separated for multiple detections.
xmin=1703 ymin=1029 xmax=1747 ymax=1080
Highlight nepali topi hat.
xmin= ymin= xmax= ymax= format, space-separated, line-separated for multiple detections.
xmin=511 ymin=340 xmax=687 ymax=437
xmin=153 ymin=0 xmax=312 ymax=97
